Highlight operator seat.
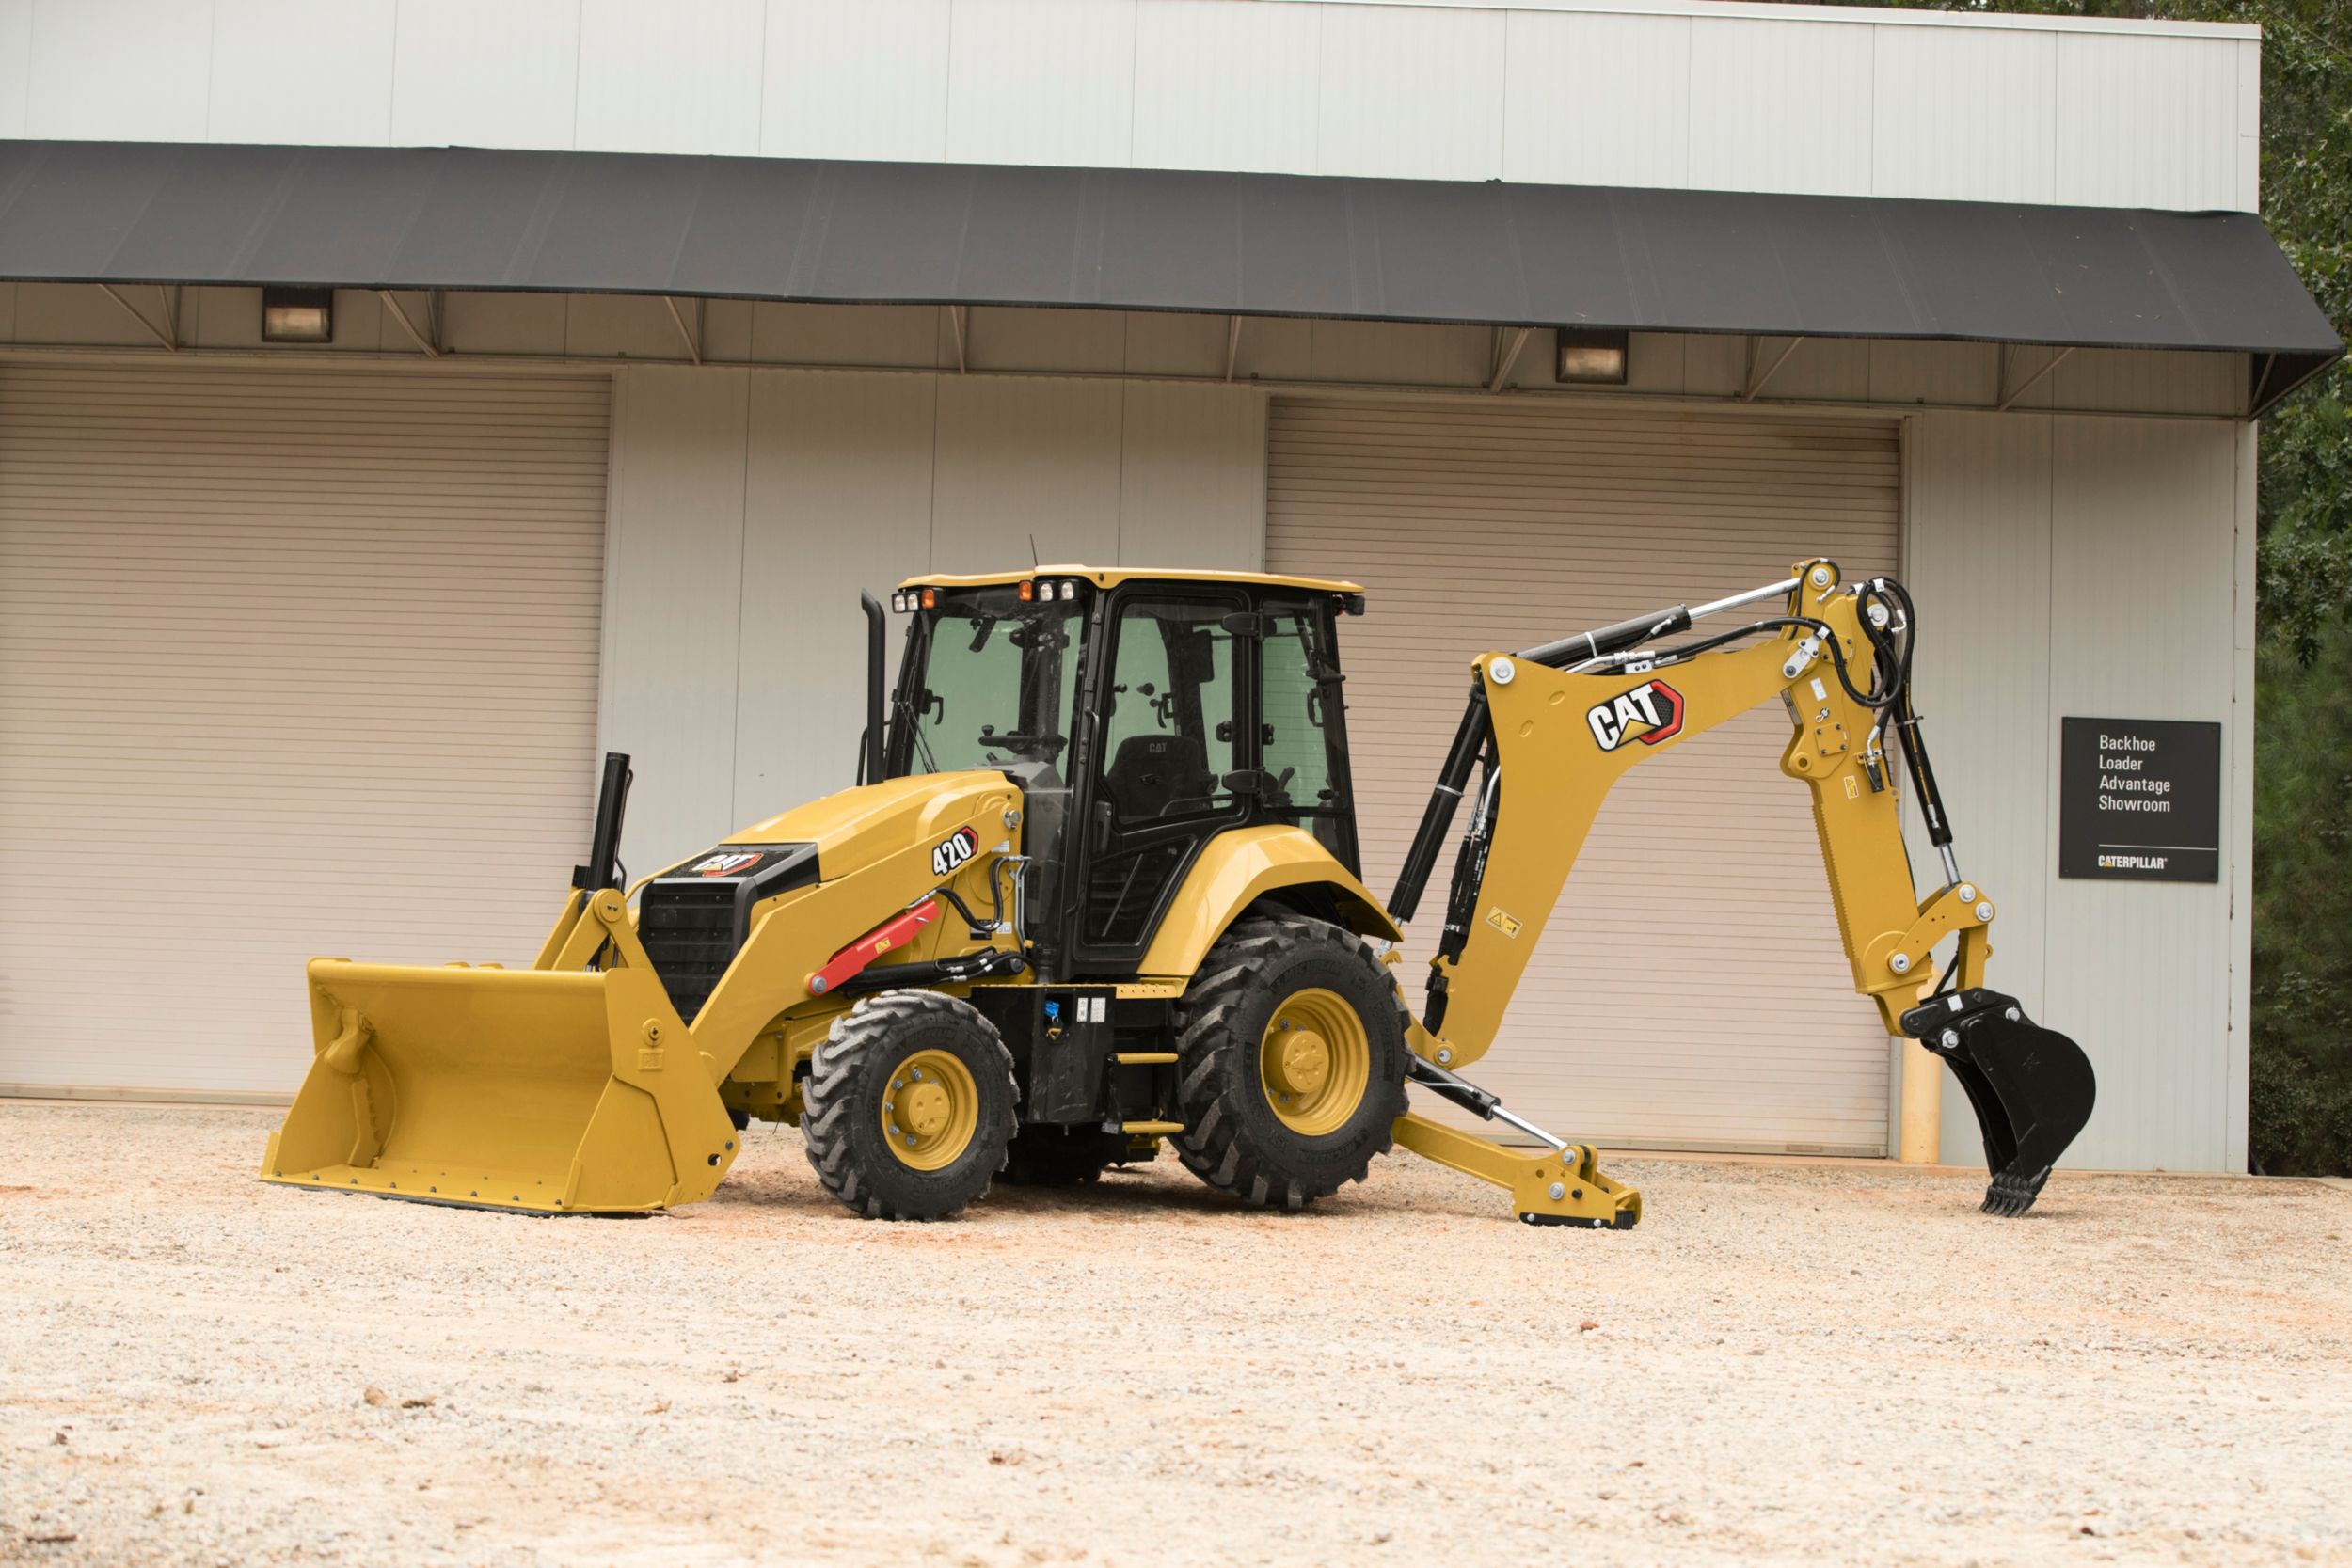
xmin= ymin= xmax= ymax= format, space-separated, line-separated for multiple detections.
xmin=1103 ymin=734 xmax=1214 ymax=821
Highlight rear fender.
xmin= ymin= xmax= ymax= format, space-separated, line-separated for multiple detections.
xmin=1135 ymin=825 xmax=1401 ymax=979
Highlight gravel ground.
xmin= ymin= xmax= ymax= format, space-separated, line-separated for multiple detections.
xmin=2 ymin=1103 xmax=2348 ymax=1568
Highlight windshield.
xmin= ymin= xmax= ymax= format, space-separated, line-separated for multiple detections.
xmin=895 ymin=588 xmax=1086 ymax=778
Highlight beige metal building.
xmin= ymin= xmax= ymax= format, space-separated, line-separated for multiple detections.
xmin=0 ymin=0 xmax=2335 ymax=1174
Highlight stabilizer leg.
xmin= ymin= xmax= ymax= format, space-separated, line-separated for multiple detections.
xmin=1393 ymin=1058 xmax=1641 ymax=1228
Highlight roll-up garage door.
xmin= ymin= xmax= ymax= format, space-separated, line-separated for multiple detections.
xmin=0 ymin=364 xmax=610 ymax=1098
xmin=1268 ymin=398 xmax=1900 ymax=1154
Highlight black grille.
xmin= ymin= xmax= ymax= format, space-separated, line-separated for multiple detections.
xmin=638 ymin=882 xmax=741 ymax=1024
xmin=633 ymin=842 xmax=819 ymax=1024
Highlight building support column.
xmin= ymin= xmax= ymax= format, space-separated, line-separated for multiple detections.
xmin=1899 ymin=1038 xmax=1942 ymax=1163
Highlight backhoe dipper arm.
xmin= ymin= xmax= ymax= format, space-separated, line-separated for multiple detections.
xmin=1390 ymin=559 xmax=2096 ymax=1221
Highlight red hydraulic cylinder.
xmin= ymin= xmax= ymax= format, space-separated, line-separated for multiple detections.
xmin=806 ymin=900 xmax=941 ymax=996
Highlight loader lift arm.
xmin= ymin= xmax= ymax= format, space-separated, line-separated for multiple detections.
xmin=1383 ymin=560 xmax=2095 ymax=1222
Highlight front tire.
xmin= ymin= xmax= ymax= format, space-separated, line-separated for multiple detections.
xmin=801 ymin=991 xmax=1017 ymax=1220
xmin=1172 ymin=911 xmax=1409 ymax=1211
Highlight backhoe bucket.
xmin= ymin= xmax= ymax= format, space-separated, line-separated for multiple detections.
xmin=261 ymin=958 xmax=741 ymax=1213
xmin=1905 ymin=988 xmax=2096 ymax=1217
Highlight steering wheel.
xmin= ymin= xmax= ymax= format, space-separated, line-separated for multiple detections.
xmin=977 ymin=725 xmax=1068 ymax=763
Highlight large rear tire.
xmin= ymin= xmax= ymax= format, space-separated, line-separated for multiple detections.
xmin=801 ymin=990 xmax=1017 ymax=1221
xmin=1172 ymin=911 xmax=1409 ymax=1211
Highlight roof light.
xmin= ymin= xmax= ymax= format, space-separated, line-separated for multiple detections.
xmin=1018 ymin=579 xmax=1035 ymax=601
xmin=1556 ymin=326 xmax=1629 ymax=385
xmin=1060 ymin=579 xmax=1080 ymax=600
xmin=890 ymin=592 xmax=906 ymax=612
xmin=261 ymin=286 xmax=334 ymax=343
xmin=920 ymin=588 xmax=936 ymax=610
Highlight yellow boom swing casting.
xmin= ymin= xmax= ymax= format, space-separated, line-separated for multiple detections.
xmin=264 ymin=559 xmax=2094 ymax=1226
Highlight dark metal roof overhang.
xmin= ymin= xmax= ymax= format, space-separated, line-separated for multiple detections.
xmin=0 ymin=140 xmax=2337 ymax=415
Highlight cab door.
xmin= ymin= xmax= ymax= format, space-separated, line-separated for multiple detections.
xmin=1069 ymin=589 xmax=1252 ymax=971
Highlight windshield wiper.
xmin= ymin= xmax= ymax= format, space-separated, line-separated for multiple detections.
xmin=894 ymin=690 xmax=941 ymax=774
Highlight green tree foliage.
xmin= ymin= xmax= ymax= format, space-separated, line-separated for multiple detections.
xmin=1833 ymin=1 xmax=2352 ymax=1169
xmin=2249 ymin=623 xmax=2352 ymax=1171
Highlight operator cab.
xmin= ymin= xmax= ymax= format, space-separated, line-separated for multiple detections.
xmin=883 ymin=567 xmax=1364 ymax=978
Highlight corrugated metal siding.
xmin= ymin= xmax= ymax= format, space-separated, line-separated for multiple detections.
xmin=1900 ymin=412 xmax=2056 ymax=1171
xmin=2225 ymin=420 xmax=2254 ymax=1170
xmin=208 ymin=0 xmax=397 ymax=145
xmin=944 ymin=0 xmax=1138 ymax=168
xmin=1314 ymin=3 xmax=1505 ymax=181
xmin=1266 ymin=397 xmax=1900 ymax=1153
xmin=2054 ymin=31 xmax=2246 ymax=210
xmin=574 ymin=0 xmax=765 ymax=157
xmin=1688 ymin=18 xmax=1876 ymax=198
xmin=1871 ymin=24 xmax=2058 ymax=204
xmin=2043 ymin=417 xmax=2240 ymax=1170
xmin=759 ymin=0 xmax=952 ymax=161
xmin=0 ymin=1 xmax=2254 ymax=213
xmin=1905 ymin=410 xmax=2246 ymax=1172
xmin=0 ymin=363 xmax=611 ymax=1095
xmin=391 ymin=0 xmax=584 ymax=151
xmin=1500 ymin=11 xmax=1692 ymax=189
xmin=1132 ymin=0 xmax=1323 ymax=176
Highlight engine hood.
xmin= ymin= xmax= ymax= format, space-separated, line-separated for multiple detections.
xmin=721 ymin=770 xmax=1018 ymax=882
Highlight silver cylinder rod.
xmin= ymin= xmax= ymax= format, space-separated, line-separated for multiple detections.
xmin=1489 ymin=1103 xmax=1571 ymax=1152
xmin=1690 ymin=576 xmax=1803 ymax=622
xmin=1409 ymin=1055 xmax=1572 ymax=1151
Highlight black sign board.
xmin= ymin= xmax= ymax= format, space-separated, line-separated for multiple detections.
xmin=2058 ymin=718 xmax=2221 ymax=882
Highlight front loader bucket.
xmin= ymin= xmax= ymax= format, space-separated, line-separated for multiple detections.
xmin=261 ymin=958 xmax=741 ymax=1213
xmin=1905 ymin=988 xmax=2096 ymax=1217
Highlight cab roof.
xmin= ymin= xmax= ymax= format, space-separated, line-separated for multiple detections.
xmin=899 ymin=564 xmax=1364 ymax=595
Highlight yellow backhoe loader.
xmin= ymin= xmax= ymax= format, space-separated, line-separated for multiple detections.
xmin=263 ymin=559 xmax=2094 ymax=1226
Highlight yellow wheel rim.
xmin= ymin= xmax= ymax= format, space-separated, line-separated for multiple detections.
xmin=880 ymin=1048 xmax=979 ymax=1171
xmin=1258 ymin=988 xmax=1371 ymax=1137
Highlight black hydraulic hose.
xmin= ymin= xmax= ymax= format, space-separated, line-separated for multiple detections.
xmin=1437 ymin=761 xmax=1495 ymax=966
xmin=1388 ymin=685 xmax=1491 ymax=924
xmin=1649 ymin=614 xmax=1905 ymax=711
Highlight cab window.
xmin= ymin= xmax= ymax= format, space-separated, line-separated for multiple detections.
xmin=1098 ymin=598 xmax=1239 ymax=825
xmin=1260 ymin=610 xmax=1337 ymax=814
xmin=898 ymin=589 xmax=1083 ymax=778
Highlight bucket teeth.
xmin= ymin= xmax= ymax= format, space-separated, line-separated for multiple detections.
xmin=1979 ymin=1164 xmax=2052 ymax=1218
